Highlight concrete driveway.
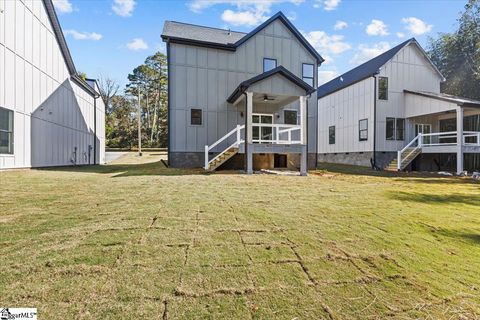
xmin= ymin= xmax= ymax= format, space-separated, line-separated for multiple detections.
xmin=105 ymin=152 xmax=128 ymax=164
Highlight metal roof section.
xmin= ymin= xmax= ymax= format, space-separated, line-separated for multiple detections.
xmin=162 ymin=12 xmax=324 ymax=64
xmin=404 ymin=90 xmax=480 ymax=107
xmin=42 ymin=0 xmax=97 ymax=96
xmin=227 ymin=66 xmax=316 ymax=103
xmin=317 ymin=38 xmax=445 ymax=99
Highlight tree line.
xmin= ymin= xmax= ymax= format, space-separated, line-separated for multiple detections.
xmin=99 ymin=52 xmax=168 ymax=149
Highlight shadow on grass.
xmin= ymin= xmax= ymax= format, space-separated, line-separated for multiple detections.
xmin=316 ymin=162 xmax=476 ymax=184
xmin=388 ymin=191 xmax=480 ymax=206
xmin=433 ymin=228 xmax=480 ymax=245
xmin=37 ymin=160 xmax=207 ymax=177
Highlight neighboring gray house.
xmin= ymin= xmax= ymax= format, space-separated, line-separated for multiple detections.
xmin=317 ymin=38 xmax=480 ymax=174
xmin=161 ymin=12 xmax=323 ymax=175
xmin=0 ymin=0 xmax=106 ymax=169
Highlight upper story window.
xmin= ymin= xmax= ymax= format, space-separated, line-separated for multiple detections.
xmin=263 ymin=58 xmax=277 ymax=72
xmin=190 ymin=108 xmax=202 ymax=125
xmin=329 ymin=126 xmax=335 ymax=145
xmin=378 ymin=77 xmax=388 ymax=100
xmin=0 ymin=107 xmax=14 ymax=154
xmin=302 ymin=63 xmax=314 ymax=87
xmin=284 ymin=110 xmax=297 ymax=125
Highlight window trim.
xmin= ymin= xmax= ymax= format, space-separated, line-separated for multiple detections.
xmin=329 ymin=125 xmax=335 ymax=145
xmin=263 ymin=58 xmax=277 ymax=72
xmin=302 ymin=63 xmax=315 ymax=87
xmin=0 ymin=107 xmax=14 ymax=155
xmin=359 ymin=119 xmax=368 ymax=141
xmin=283 ymin=109 xmax=298 ymax=125
xmin=378 ymin=76 xmax=388 ymax=100
xmin=190 ymin=108 xmax=203 ymax=126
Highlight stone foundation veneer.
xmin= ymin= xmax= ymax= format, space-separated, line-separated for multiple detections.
xmin=317 ymin=152 xmax=397 ymax=169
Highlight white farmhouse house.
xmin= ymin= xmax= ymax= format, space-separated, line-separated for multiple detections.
xmin=0 ymin=0 xmax=105 ymax=169
xmin=317 ymin=38 xmax=480 ymax=174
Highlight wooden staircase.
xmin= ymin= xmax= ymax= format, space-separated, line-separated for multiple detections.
xmin=206 ymin=147 xmax=239 ymax=171
xmin=385 ymin=147 xmax=421 ymax=171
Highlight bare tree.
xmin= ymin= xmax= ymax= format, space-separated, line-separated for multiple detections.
xmin=98 ymin=75 xmax=120 ymax=114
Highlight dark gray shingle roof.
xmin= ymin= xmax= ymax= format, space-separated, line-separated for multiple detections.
xmin=317 ymin=38 xmax=418 ymax=99
xmin=162 ymin=21 xmax=246 ymax=45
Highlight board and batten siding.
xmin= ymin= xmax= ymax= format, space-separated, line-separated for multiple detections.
xmin=168 ymin=18 xmax=318 ymax=154
xmin=375 ymin=42 xmax=443 ymax=152
xmin=0 ymin=0 xmax=104 ymax=169
xmin=317 ymin=77 xmax=375 ymax=154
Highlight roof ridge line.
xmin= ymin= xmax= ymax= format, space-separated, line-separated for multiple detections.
xmin=165 ymin=20 xmax=247 ymax=34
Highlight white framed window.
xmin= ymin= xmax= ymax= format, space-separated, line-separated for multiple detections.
xmin=0 ymin=107 xmax=14 ymax=154
xmin=263 ymin=58 xmax=277 ymax=72
xmin=386 ymin=117 xmax=405 ymax=141
xmin=302 ymin=63 xmax=314 ymax=87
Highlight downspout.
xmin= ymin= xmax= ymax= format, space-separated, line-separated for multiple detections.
xmin=93 ymin=94 xmax=97 ymax=165
xmin=243 ymin=92 xmax=248 ymax=172
xmin=166 ymin=40 xmax=171 ymax=165
xmin=372 ymin=73 xmax=378 ymax=169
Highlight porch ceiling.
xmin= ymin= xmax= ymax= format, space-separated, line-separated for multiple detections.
xmin=227 ymin=66 xmax=315 ymax=105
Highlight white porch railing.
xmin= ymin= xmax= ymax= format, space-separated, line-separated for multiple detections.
xmin=204 ymin=124 xmax=245 ymax=170
xmin=397 ymin=131 xmax=480 ymax=170
xmin=251 ymin=124 xmax=302 ymax=144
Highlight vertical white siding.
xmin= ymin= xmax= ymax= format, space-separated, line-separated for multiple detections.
xmin=0 ymin=0 xmax=103 ymax=169
xmin=169 ymin=18 xmax=319 ymax=153
xmin=317 ymin=77 xmax=375 ymax=154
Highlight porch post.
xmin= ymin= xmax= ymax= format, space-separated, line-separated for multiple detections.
xmin=456 ymin=106 xmax=464 ymax=174
xmin=299 ymin=96 xmax=307 ymax=144
xmin=246 ymin=91 xmax=253 ymax=174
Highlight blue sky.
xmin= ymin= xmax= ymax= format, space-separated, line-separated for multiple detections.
xmin=53 ymin=0 xmax=466 ymax=89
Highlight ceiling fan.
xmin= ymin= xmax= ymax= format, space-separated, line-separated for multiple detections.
xmin=263 ymin=95 xmax=275 ymax=102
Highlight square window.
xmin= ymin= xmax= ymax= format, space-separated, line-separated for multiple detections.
xmin=263 ymin=58 xmax=277 ymax=72
xmin=378 ymin=77 xmax=388 ymax=100
xmin=329 ymin=126 xmax=335 ymax=145
xmin=284 ymin=110 xmax=297 ymax=125
xmin=359 ymin=119 xmax=368 ymax=141
xmin=190 ymin=109 xmax=202 ymax=125
xmin=0 ymin=107 xmax=14 ymax=154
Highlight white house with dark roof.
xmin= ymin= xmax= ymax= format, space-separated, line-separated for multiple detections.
xmin=162 ymin=12 xmax=323 ymax=175
xmin=317 ymin=38 xmax=480 ymax=174
xmin=0 ymin=0 xmax=105 ymax=169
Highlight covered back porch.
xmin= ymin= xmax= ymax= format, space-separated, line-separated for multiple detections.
xmin=395 ymin=90 xmax=480 ymax=173
xmin=205 ymin=66 xmax=314 ymax=175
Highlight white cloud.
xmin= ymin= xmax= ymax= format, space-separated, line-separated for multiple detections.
xmin=396 ymin=32 xmax=405 ymax=38
xmin=304 ymin=31 xmax=351 ymax=55
xmin=112 ymin=0 xmax=136 ymax=17
xmin=313 ymin=0 xmax=341 ymax=10
xmin=401 ymin=17 xmax=432 ymax=35
xmin=52 ymin=0 xmax=73 ymax=13
xmin=221 ymin=9 xmax=266 ymax=27
xmin=318 ymin=70 xmax=338 ymax=85
xmin=65 ymin=30 xmax=102 ymax=41
xmin=366 ymin=19 xmax=389 ymax=36
xmin=188 ymin=0 xmax=304 ymax=27
xmin=126 ymin=38 xmax=148 ymax=51
xmin=333 ymin=20 xmax=348 ymax=31
xmin=350 ymin=42 xmax=391 ymax=65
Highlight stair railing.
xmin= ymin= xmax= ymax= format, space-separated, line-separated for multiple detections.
xmin=204 ymin=125 xmax=245 ymax=170
xmin=397 ymin=133 xmax=422 ymax=170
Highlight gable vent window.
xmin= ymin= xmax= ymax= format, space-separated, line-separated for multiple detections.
xmin=302 ymin=63 xmax=314 ymax=87
xmin=190 ymin=108 xmax=202 ymax=125
xmin=0 ymin=107 xmax=14 ymax=154
xmin=378 ymin=77 xmax=388 ymax=100
xmin=263 ymin=58 xmax=277 ymax=72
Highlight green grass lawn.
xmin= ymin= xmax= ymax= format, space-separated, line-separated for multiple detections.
xmin=1 ymin=153 xmax=479 ymax=319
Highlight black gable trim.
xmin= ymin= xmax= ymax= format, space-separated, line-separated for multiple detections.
xmin=227 ymin=66 xmax=315 ymax=103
